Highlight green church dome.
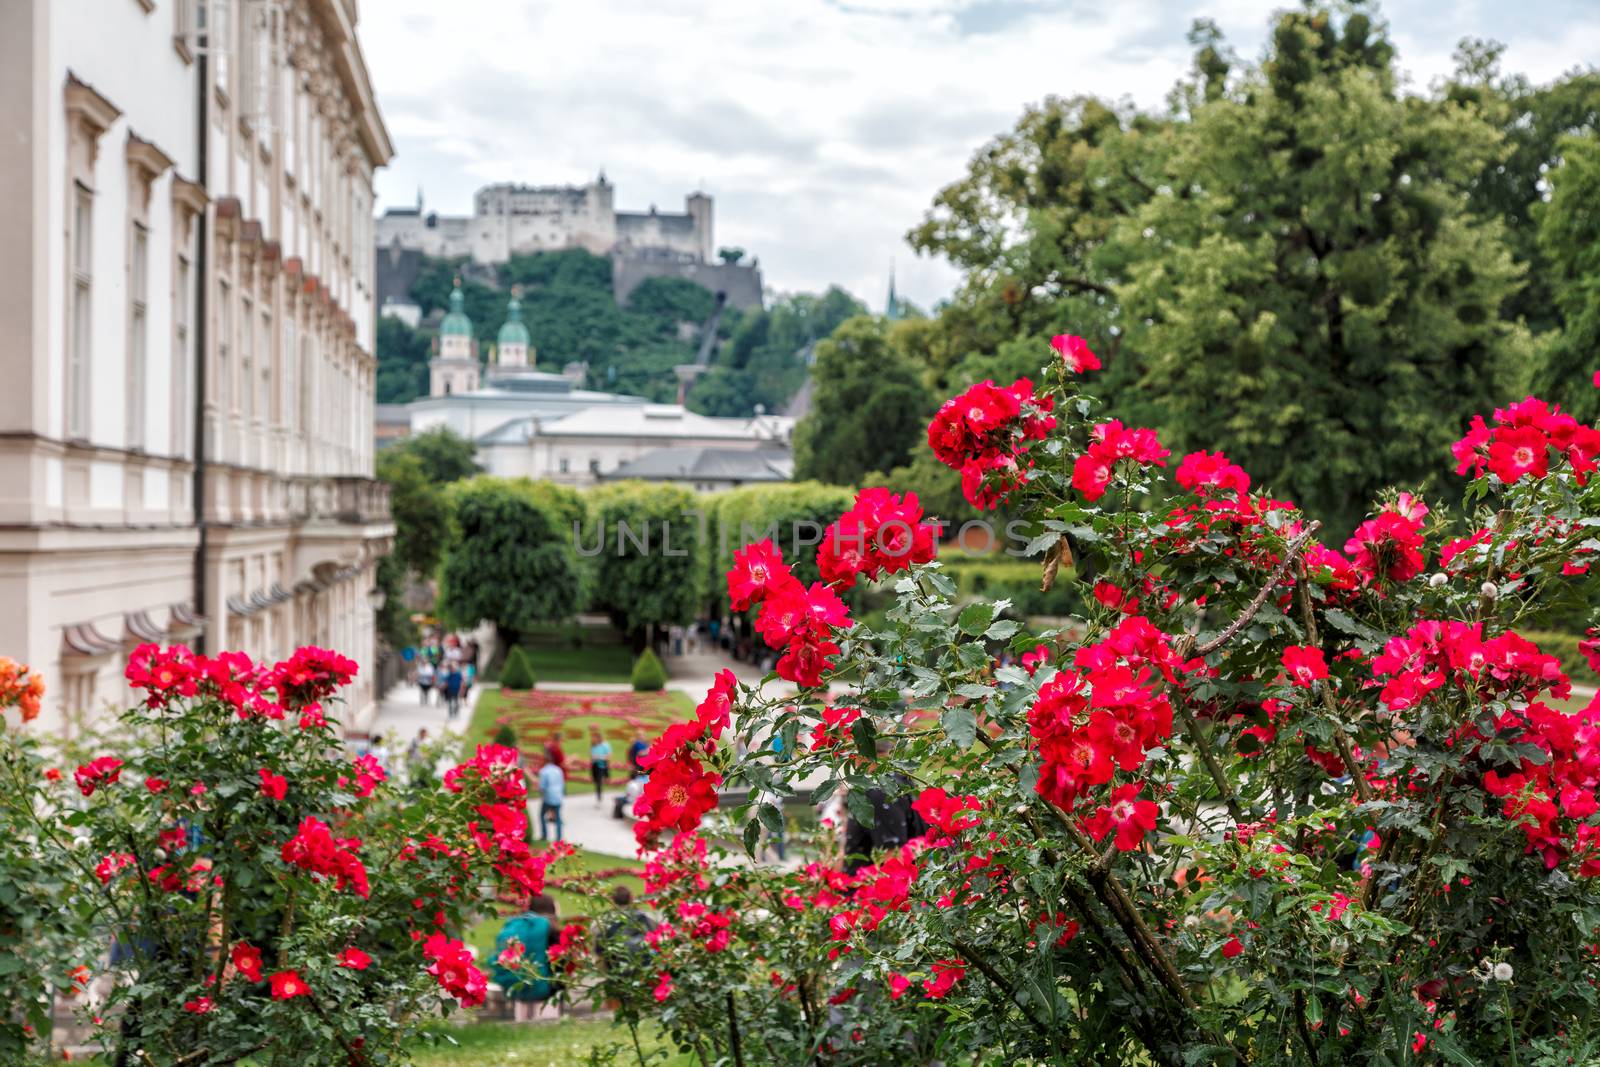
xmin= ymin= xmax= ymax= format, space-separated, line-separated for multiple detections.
xmin=439 ymin=278 xmax=473 ymax=338
xmin=497 ymin=292 xmax=530 ymax=347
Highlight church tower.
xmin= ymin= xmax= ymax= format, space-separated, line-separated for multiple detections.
xmin=496 ymin=287 xmax=532 ymax=368
xmin=429 ymin=278 xmax=479 ymax=397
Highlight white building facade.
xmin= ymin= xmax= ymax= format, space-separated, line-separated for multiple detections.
xmin=0 ymin=0 xmax=394 ymax=735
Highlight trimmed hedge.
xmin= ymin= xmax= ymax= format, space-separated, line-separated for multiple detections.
xmin=500 ymin=645 xmax=537 ymax=691
xmin=941 ymin=553 xmax=1082 ymax=619
xmin=631 ymin=648 xmax=669 ymax=692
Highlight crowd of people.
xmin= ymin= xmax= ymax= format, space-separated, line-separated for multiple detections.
xmin=404 ymin=631 xmax=478 ymax=719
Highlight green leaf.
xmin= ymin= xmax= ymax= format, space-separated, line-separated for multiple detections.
xmin=1021 ymin=531 xmax=1061 ymax=557
xmin=958 ymin=602 xmax=995 ymax=636
xmin=942 ymin=706 xmax=977 ymax=749
xmin=850 ymin=715 xmax=878 ymax=760
xmin=756 ymin=803 xmax=784 ymax=834
xmin=741 ymin=819 xmax=760 ymax=858
xmin=985 ymin=620 xmax=1022 ymax=641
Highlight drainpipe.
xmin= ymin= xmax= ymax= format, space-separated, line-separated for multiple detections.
xmin=191 ymin=31 xmax=210 ymax=653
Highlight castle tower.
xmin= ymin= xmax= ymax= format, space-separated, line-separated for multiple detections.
xmin=686 ymin=191 xmax=713 ymax=262
xmin=429 ymin=278 xmax=479 ymax=397
xmin=496 ymin=287 xmax=532 ymax=368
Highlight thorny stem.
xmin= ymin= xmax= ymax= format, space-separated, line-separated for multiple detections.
xmin=1194 ymin=522 xmax=1322 ymax=657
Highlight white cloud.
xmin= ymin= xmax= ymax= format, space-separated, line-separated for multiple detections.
xmin=357 ymin=0 xmax=1599 ymax=312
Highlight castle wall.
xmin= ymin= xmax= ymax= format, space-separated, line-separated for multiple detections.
xmin=613 ymin=255 xmax=764 ymax=312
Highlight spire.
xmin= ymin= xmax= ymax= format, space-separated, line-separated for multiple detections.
xmin=417 ymin=185 xmax=424 ymax=212
xmin=885 ymin=260 xmax=900 ymax=321
xmin=439 ymin=276 xmax=473 ymax=339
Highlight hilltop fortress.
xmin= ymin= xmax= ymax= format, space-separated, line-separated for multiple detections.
xmin=375 ymin=174 xmax=764 ymax=311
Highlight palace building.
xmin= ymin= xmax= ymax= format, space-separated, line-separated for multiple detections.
xmin=0 ymin=0 xmax=394 ymax=733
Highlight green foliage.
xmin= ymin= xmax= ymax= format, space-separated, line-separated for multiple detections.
xmin=689 ymin=287 xmax=866 ymax=417
xmin=630 ymin=648 xmax=669 ymax=692
xmin=706 ymin=481 xmax=856 ymax=606
xmin=1530 ymin=132 xmax=1600 ymax=422
xmin=1446 ymin=42 xmax=1600 ymax=336
xmin=390 ymin=426 xmax=481 ymax=485
xmin=439 ymin=477 xmax=583 ymax=647
xmin=375 ymin=315 xmax=431 ymax=404
xmin=941 ymin=551 xmax=1081 ymax=619
xmin=583 ymin=482 xmax=706 ymax=636
xmin=376 ymin=450 xmax=450 ymax=577
xmin=374 ymin=553 xmax=417 ymax=650
xmin=0 ymin=655 xmax=573 ymax=1064
xmin=906 ymin=6 xmax=1545 ymax=536
xmin=626 ymin=276 xmax=717 ymax=324
xmin=792 ymin=316 xmax=932 ymax=485
xmin=499 ymin=646 xmax=537 ymax=691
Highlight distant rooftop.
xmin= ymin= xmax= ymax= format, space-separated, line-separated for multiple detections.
xmin=604 ymin=446 xmax=793 ymax=484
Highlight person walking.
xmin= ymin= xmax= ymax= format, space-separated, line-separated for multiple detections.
xmin=462 ymin=659 xmax=476 ymax=703
xmin=538 ymin=746 xmax=566 ymax=842
xmin=627 ymin=728 xmax=650 ymax=776
xmin=416 ymin=659 xmax=435 ymax=706
xmin=588 ymin=728 xmax=611 ymax=806
xmin=492 ymin=894 xmax=560 ymax=1022
xmin=442 ymin=663 xmax=464 ymax=720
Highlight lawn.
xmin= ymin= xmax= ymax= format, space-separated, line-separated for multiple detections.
xmin=408 ymin=1018 xmax=693 ymax=1066
xmin=506 ymin=623 xmax=639 ymax=684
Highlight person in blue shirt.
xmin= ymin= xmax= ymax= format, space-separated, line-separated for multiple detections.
xmin=538 ymin=746 xmax=566 ymax=842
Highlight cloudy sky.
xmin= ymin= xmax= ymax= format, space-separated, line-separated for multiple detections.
xmin=358 ymin=0 xmax=1599 ymax=312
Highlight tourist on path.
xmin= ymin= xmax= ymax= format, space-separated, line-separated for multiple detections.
xmin=492 ymin=893 xmax=560 ymax=1022
xmin=416 ymin=659 xmax=435 ymax=705
xmin=538 ymin=746 xmax=566 ymax=842
xmin=588 ymin=728 xmax=611 ymax=806
xmin=442 ymin=664 xmax=464 ymax=720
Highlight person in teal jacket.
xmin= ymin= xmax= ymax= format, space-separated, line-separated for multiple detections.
xmin=492 ymin=894 xmax=559 ymax=1021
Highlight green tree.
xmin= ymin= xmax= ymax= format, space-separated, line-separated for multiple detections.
xmin=1446 ymin=41 xmax=1600 ymax=336
xmin=439 ymin=477 xmax=583 ymax=649
xmin=627 ymin=276 xmax=717 ymax=325
xmin=1530 ymin=132 xmax=1600 ymax=422
xmin=792 ymin=316 xmax=931 ymax=485
xmin=1113 ymin=7 xmax=1526 ymax=534
xmin=376 ymin=450 xmax=450 ymax=577
xmin=375 ymin=315 xmax=431 ymax=404
xmin=583 ymin=482 xmax=705 ymax=647
xmin=908 ymin=5 xmax=1531 ymax=535
xmin=392 ymin=426 xmax=480 ymax=484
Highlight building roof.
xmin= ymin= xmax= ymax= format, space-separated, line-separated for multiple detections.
xmin=375 ymin=404 xmax=410 ymax=426
xmin=533 ymin=404 xmax=793 ymax=441
xmin=604 ymin=446 xmax=793 ymax=484
xmin=440 ymin=280 xmax=472 ymax=337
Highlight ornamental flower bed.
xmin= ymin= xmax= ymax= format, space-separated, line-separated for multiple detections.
xmin=0 ymin=647 xmax=573 ymax=1064
xmin=489 ymin=689 xmax=688 ymax=777
xmin=560 ymin=337 xmax=1600 ymax=1065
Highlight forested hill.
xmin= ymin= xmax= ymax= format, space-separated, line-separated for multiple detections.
xmin=374 ymin=247 xmax=864 ymax=415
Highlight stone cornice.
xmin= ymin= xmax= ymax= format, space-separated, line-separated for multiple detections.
xmin=170 ymin=175 xmax=208 ymax=218
xmin=64 ymin=72 xmax=120 ymax=137
xmin=125 ymin=132 xmax=174 ymax=183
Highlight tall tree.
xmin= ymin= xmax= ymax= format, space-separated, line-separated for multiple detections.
xmin=1113 ymin=6 xmax=1526 ymax=534
xmin=374 ymin=316 xmax=431 ymax=404
xmin=1446 ymin=41 xmax=1600 ymax=336
xmin=583 ymin=482 xmax=705 ymax=648
xmin=792 ymin=316 xmax=931 ymax=486
xmin=438 ymin=478 xmax=582 ymax=649
xmin=1530 ymin=132 xmax=1600 ymax=422
xmin=375 ymin=451 xmax=449 ymax=578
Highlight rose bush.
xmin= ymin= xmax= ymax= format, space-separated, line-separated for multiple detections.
xmin=0 ymin=646 xmax=571 ymax=1064
xmin=572 ymin=338 xmax=1600 ymax=1065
